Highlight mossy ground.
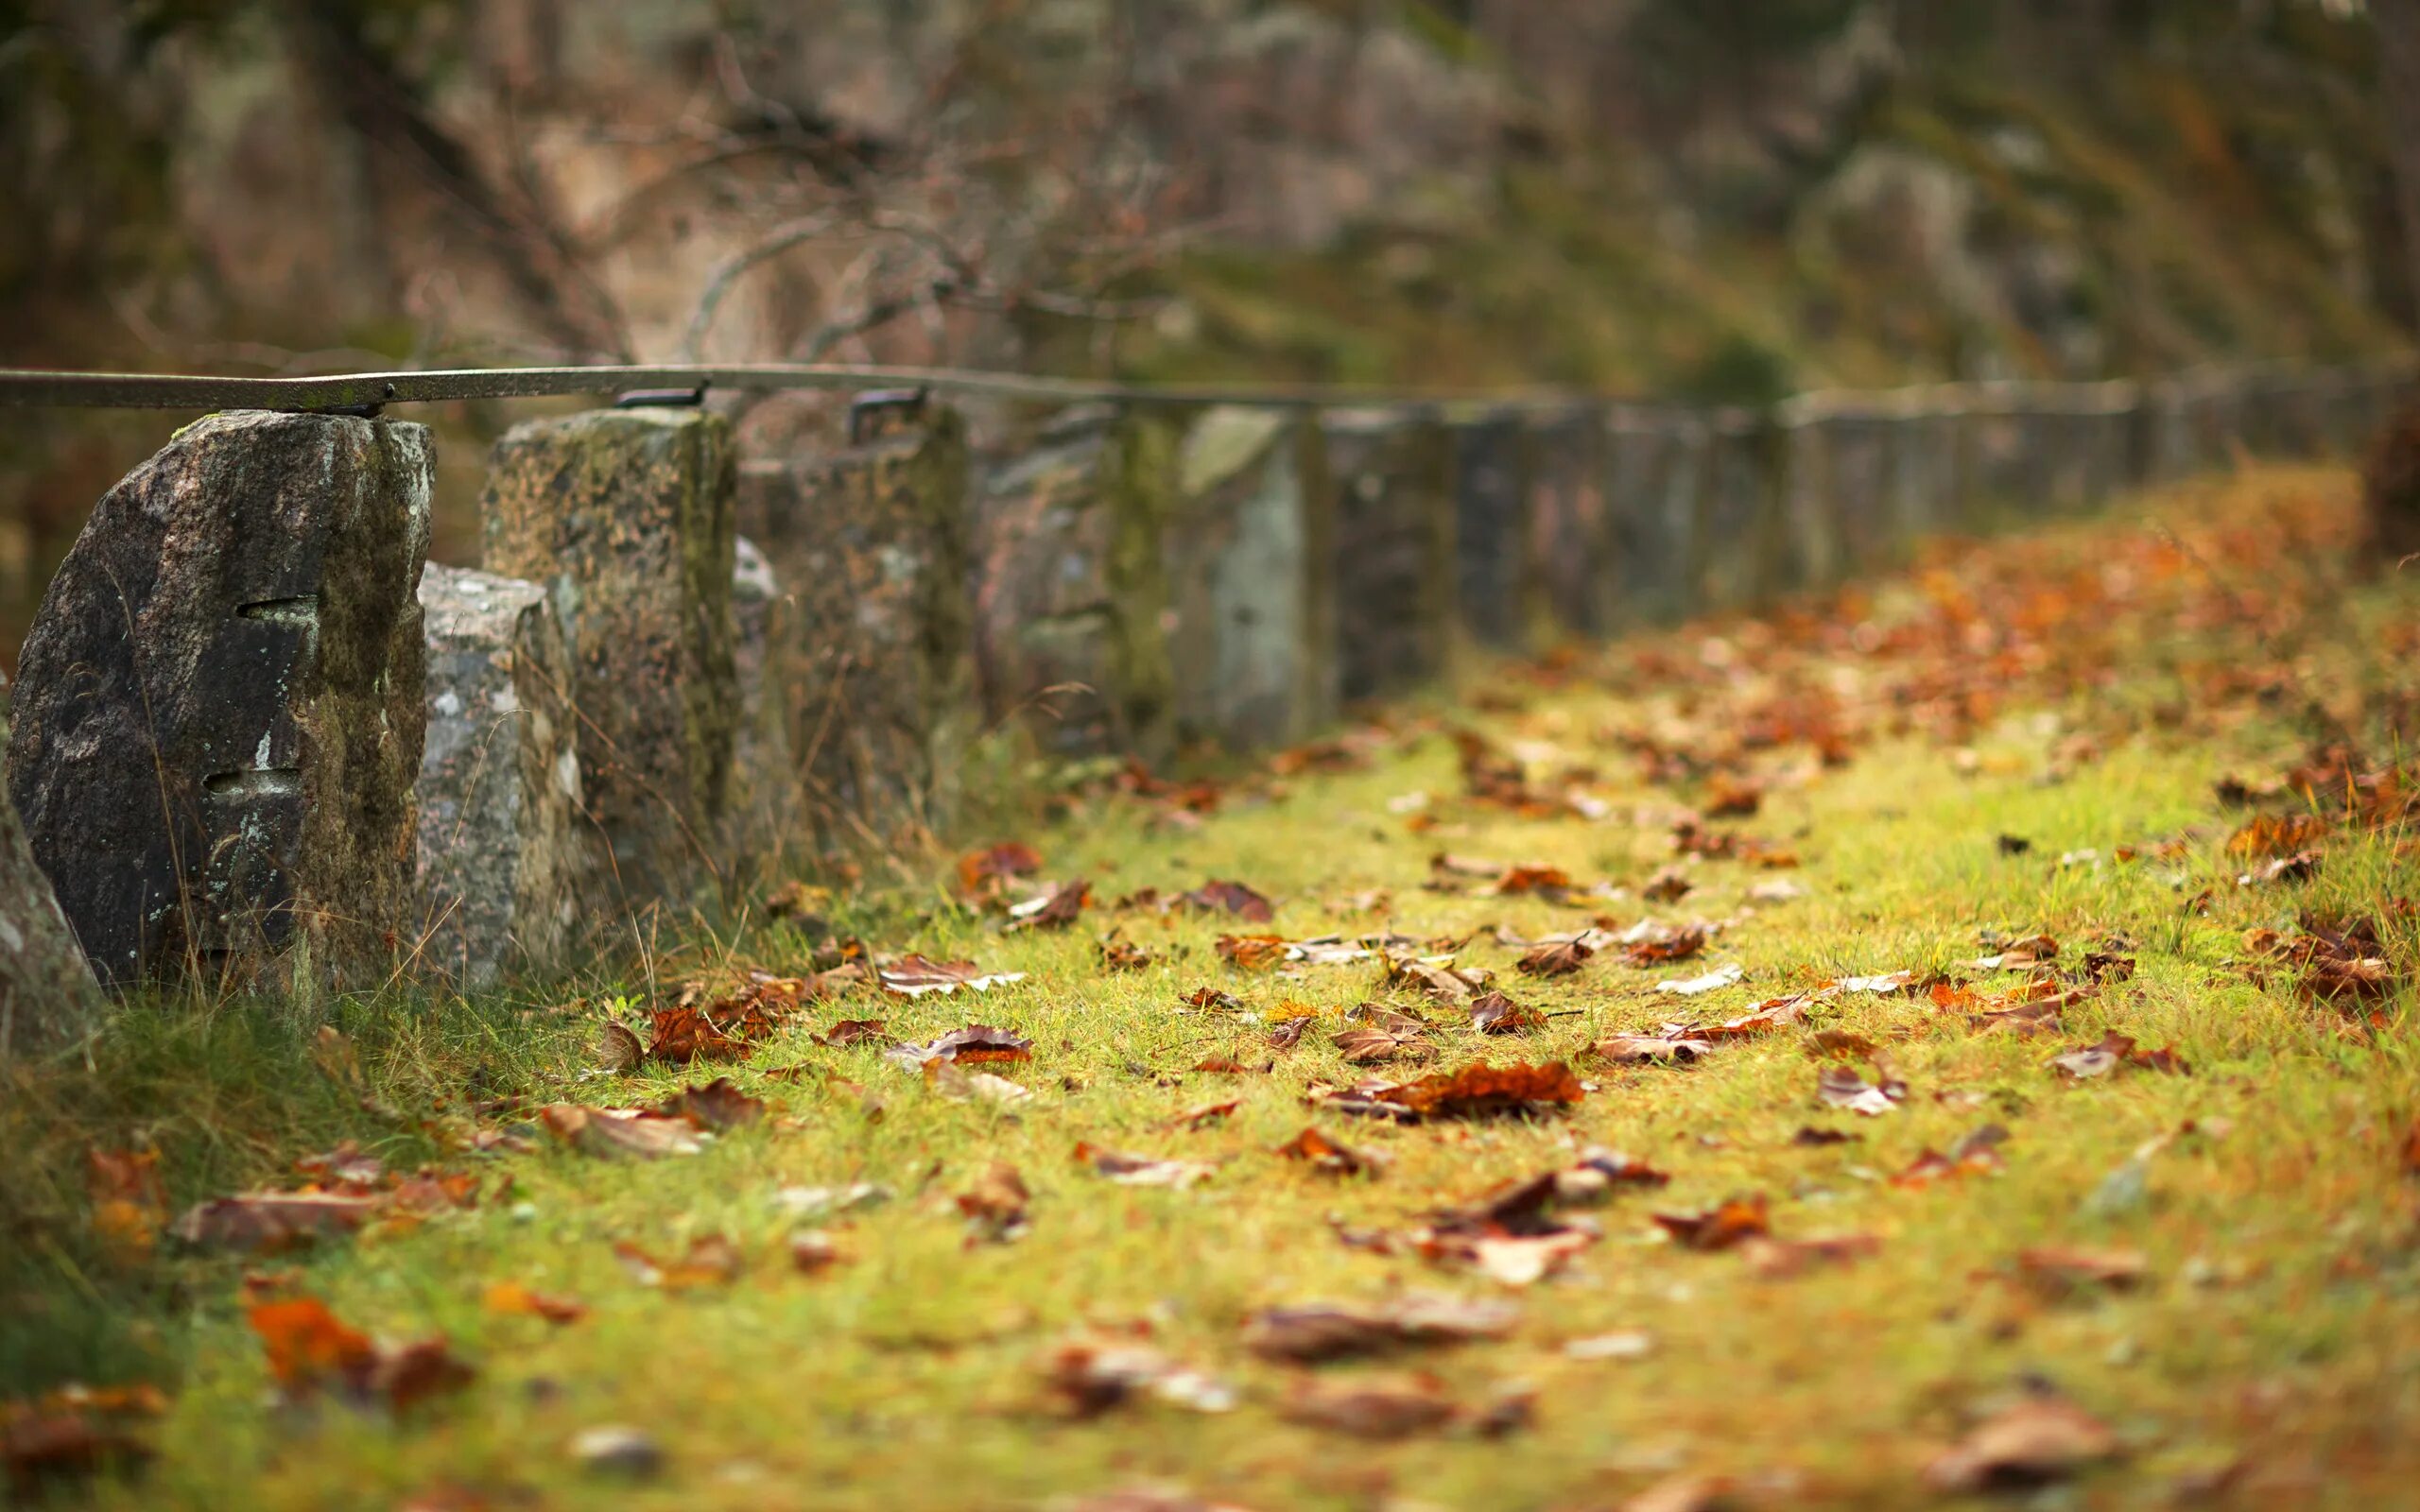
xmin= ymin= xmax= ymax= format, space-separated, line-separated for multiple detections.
xmin=7 ymin=464 xmax=2420 ymax=1510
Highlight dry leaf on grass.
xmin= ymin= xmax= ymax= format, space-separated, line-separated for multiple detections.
xmin=1653 ymin=1194 xmax=1772 ymax=1252
xmin=1175 ymin=879 xmax=1276 ymax=922
xmin=482 ymin=1282 xmax=587 ymax=1324
xmin=652 ymin=1078 xmax=767 ymax=1130
xmin=612 ymin=1234 xmax=744 ymax=1290
xmin=1924 ymin=1395 xmax=2119 ymax=1492
xmin=247 ymin=1297 xmax=474 ymax=1412
xmin=885 ymin=1025 xmax=1034 ymax=1069
xmin=1274 ymin=1127 xmax=1378 ymax=1177
xmin=1469 ymin=990 xmax=1545 ymax=1034
xmin=1816 ymin=1063 xmax=1906 ymax=1116
xmin=1242 ymin=1295 xmax=1518 ymax=1362
xmin=1006 ymin=878 xmax=1091 ymax=931
xmin=958 ymin=1161 xmax=1030 ymax=1244
xmin=1278 ymin=1372 xmax=1459 ymax=1438
xmin=169 ymin=1191 xmax=383 ymax=1251
xmin=1591 ymin=1033 xmax=1715 ymax=1065
xmin=2014 ymin=1246 xmax=2150 ymax=1295
xmin=877 ymin=955 xmax=1028 ymax=997
xmin=1657 ymin=964 xmax=1744 ymax=996
xmin=814 ymin=1018 xmax=890 ymax=1047
xmin=1073 ymin=1143 xmax=1219 ymax=1188
xmin=1040 ymin=1336 xmax=1236 ymax=1417
xmin=538 ymin=1105 xmax=704 ymax=1160
xmin=1515 ymin=938 xmax=1594 ymax=977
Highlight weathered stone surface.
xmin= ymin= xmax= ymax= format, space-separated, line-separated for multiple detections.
xmin=0 ymin=667 xmax=102 ymax=1053
xmin=1700 ymin=411 xmax=1782 ymax=610
xmin=971 ymin=404 xmax=1178 ymax=758
xmin=413 ymin=564 xmax=585 ymax=988
xmin=1323 ymin=408 xmax=1455 ymax=702
xmin=738 ymin=392 xmax=974 ymax=849
xmin=7 ymin=411 xmax=430 ymax=989
xmin=1605 ymin=407 xmax=1705 ymax=628
xmin=1448 ymin=412 xmax=1536 ymax=650
xmin=1826 ymin=416 xmax=1893 ymax=572
xmin=721 ymin=535 xmax=797 ymax=878
xmin=1165 ymin=405 xmax=1336 ymax=749
xmin=480 ymin=407 xmax=736 ymax=902
xmin=1890 ymin=408 xmax=1962 ymax=541
xmin=1528 ymin=412 xmax=1612 ymax=639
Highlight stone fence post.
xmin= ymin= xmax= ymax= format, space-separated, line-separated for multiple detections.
xmin=1605 ymin=405 xmax=1705 ymax=629
xmin=1527 ymin=408 xmax=1614 ymax=641
xmin=1165 ymin=404 xmax=1337 ymax=750
xmin=972 ymin=404 xmax=1180 ymax=759
xmin=1 ymin=666 xmax=102 ymax=1052
xmin=1322 ymin=407 xmax=1456 ymax=702
xmin=1447 ymin=409 xmax=1539 ymax=654
xmin=413 ymin=564 xmax=587 ymax=987
xmin=1700 ymin=408 xmax=1785 ymax=610
xmin=738 ymin=391 xmax=974 ymax=855
xmin=479 ymin=406 xmax=737 ymax=906
xmin=7 ymin=411 xmax=431 ymax=991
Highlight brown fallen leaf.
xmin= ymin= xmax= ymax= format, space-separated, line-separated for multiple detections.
xmin=538 ymin=1105 xmax=704 ymax=1160
xmin=596 ymin=1021 xmax=645 ymax=1074
xmin=1175 ymin=879 xmax=1276 ymax=922
xmin=1893 ymin=1124 xmax=2010 ymax=1189
xmin=1385 ymin=954 xmax=1492 ymax=1002
xmin=652 ymin=1077 xmax=767 ymax=1130
xmin=1242 ymin=1295 xmax=1518 ymax=1362
xmin=958 ymin=841 xmax=1044 ymax=900
xmin=1215 ymin=934 xmax=1288 ymax=971
xmin=1924 ymin=1395 xmax=2120 ymax=1492
xmin=1642 ymin=866 xmax=1694 ymax=903
xmin=2014 ymin=1246 xmax=2150 ymax=1295
xmin=958 ymin=1161 xmax=1030 ymax=1244
xmin=482 ymin=1282 xmax=587 ymax=1325
xmin=169 ymin=1191 xmax=383 ymax=1251
xmin=1468 ymin=990 xmax=1545 ymax=1034
xmin=1006 ymin=878 xmax=1091 ymax=931
xmin=0 ymin=1391 xmax=159 ymax=1491
xmin=1274 ymin=1127 xmax=1377 ymax=1177
xmin=613 ymin=1233 xmax=744 ymax=1290
xmin=1653 ymin=1194 xmax=1771 ymax=1252
xmin=1740 ymin=1231 xmax=1881 ymax=1279
xmin=1624 ymin=926 xmax=1708 ymax=966
xmin=1372 ymin=1062 xmax=1586 ymax=1119
xmin=1279 ymin=1372 xmax=1459 ymax=1438
xmin=2049 ymin=1032 xmax=2188 ymax=1081
xmin=1098 ymin=934 xmax=1158 ymax=971
xmin=789 ymin=1229 xmax=845 ymax=1274
xmin=1816 ymin=1063 xmax=1904 ymax=1116
xmin=1166 ymin=1099 xmax=1240 ymax=1131
xmin=1041 ymin=1336 xmax=1237 ymax=1418
xmin=814 ymin=1018 xmax=890 ymax=1047
xmin=85 ymin=1149 xmax=166 ymax=1264
xmin=1333 ymin=1019 xmax=1433 ymax=1065
xmin=1591 ymin=1033 xmax=1715 ymax=1065
xmin=247 ymin=1296 xmax=474 ymax=1411
xmin=1427 ymin=1228 xmax=1596 ymax=1287
xmin=1488 ymin=864 xmax=1574 ymax=899
xmin=1073 ymin=1143 xmax=1219 ymax=1189
xmin=886 ymin=1025 xmax=1035 ymax=1068
xmin=1515 ymin=938 xmax=1595 ymax=977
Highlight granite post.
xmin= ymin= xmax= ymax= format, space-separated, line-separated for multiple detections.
xmin=413 ymin=564 xmax=586 ymax=987
xmin=1448 ymin=411 xmax=1537 ymax=651
xmin=0 ymin=667 xmax=103 ymax=1053
xmin=7 ymin=411 xmax=430 ymax=990
xmin=479 ymin=407 xmax=737 ymax=904
xmin=1322 ymin=408 xmax=1456 ymax=701
xmin=1527 ymin=410 xmax=1614 ymax=640
xmin=1606 ymin=407 xmax=1706 ymax=627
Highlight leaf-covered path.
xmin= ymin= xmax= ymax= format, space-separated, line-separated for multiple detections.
xmin=23 ymin=465 xmax=2420 ymax=1510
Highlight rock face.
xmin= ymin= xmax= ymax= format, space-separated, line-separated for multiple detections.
xmin=1165 ymin=405 xmax=1336 ymax=749
xmin=0 ymin=667 xmax=102 ymax=1053
xmin=972 ymin=404 xmax=1179 ymax=758
xmin=1449 ymin=412 xmax=1535 ymax=651
xmin=414 ymin=564 xmax=586 ymax=988
xmin=721 ymin=535 xmax=797 ymax=879
xmin=737 ymin=392 xmax=973 ymax=850
xmin=7 ymin=411 xmax=430 ymax=990
xmin=1606 ymin=407 xmax=1706 ymax=629
xmin=1528 ymin=412 xmax=1611 ymax=640
xmin=1323 ymin=409 xmax=1456 ymax=702
xmin=480 ymin=407 xmax=737 ymax=904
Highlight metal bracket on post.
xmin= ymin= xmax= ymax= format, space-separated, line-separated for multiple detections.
xmin=302 ymin=381 xmax=398 ymax=420
xmin=614 ymin=383 xmax=710 ymax=409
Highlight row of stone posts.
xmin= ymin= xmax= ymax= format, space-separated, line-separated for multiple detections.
xmin=2 ymin=359 xmax=2412 ymax=1036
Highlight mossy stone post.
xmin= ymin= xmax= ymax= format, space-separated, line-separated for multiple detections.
xmin=1528 ymin=409 xmax=1615 ymax=640
xmin=1777 ymin=403 xmax=1839 ymax=593
xmin=1165 ymin=405 xmax=1337 ymax=750
xmin=972 ymin=404 xmax=1179 ymax=759
xmin=414 ymin=563 xmax=587 ymax=988
xmin=737 ymin=391 xmax=973 ymax=852
xmin=1891 ymin=403 xmax=1958 ymax=548
xmin=1447 ymin=410 xmax=1537 ymax=654
xmin=7 ymin=411 xmax=430 ymax=991
xmin=721 ymin=537 xmax=797 ymax=881
xmin=1 ymin=667 xmax=102 ymax=1054
xmin=1700 ymin=409 xmax=1784 ymax=610
xmin=480 ymin=407 xmax=736 ymax=905
xmin=1605 ymin=406 xmax=1706 ymax=628
xmin=1322 ymin=407 xmax=1457 ymax=702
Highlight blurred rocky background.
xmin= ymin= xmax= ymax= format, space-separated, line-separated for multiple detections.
xmin=2 ymin=0 xmax=2414 ymax=660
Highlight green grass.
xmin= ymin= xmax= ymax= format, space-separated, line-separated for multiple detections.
xmin=8 ymin=464 xmax=2420 ymax=1509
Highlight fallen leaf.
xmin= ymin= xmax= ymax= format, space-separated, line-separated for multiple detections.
xmin=1041 ymin=1336 xmax=1236 ymax=1418
xmin=1278 ymin=1372 xmax=1457 ymax=1438
xmin=1515 ymin=939 xmax=1595 ymax=977
xmin=1175 ymin=879 xmax=1275 ymax=922
xmin=1590 ymin=1033 xmax=1715 ymax=1065
xmin=1274 ymin=1127 xmax=1377 ymax=1177
xmin=1371 ymin=1062 xmax=1586 ymax=1119
xmin=877 ymin=955 xmax=1028 ymax=997
xmin=1073 ymin=1143 xmax=1219 ymax=1188
xmin=1098 ymin=935 xmax=1158 ymax=971
xmin=1166 ymin=1099 xmax=1239 ymax=1131
xmin=1215 ymin=934 xmax=1288 ymax=971
xmin=885 ymin=1025 xmax=1035 ymax=1069
xmin=596 ymin=1021 xmax=644 ymax=1074
xmin=814 ymin=1018 xmax=890 ymax=1047
xmin=1893 ymin=1124 xmax=2010 ymax=1188
xmin=538 ymin=1105 xmax=704 ymax=1160
xmin=85 ymin=1149 xmax=166 ymax=1263
xmin=924 ymin=1061 xmax=1035 ymax=1104
xmin=1740 ymin=1231 xmax=1881 ymax=1279
xmin=1816 ymin=1063 xmax=1905 ymax=1116
xmin=959 ymin=841 xmax=1044 ymax=899
xmin=1385 ymin=954 xmax=1493 ymax=1002
xmin=169 ymin=1192 xmax=382 ymax=1251
xmin=2049 ymin=1032 xmax=2188 ymax=1081
xmin=247 ymin=1297 xmax=473 ymax=1411
xmin=1469 ymin=990 xmax=1545 ymax=1034
xmin=1656 ymin=964 xmax=1744 ymax=996
xmin=789 ymin=1229 xmax=844 ymax=1274
xmin=957 ymin=1161 xmax=1030 ymax=1243
xmin=1623 ymin=926 xmax=1708 ymax=966
xmin=1242 ymin=1295 xmax=1518 ymax=1362
xmin=2014 ymin=1246 xmax=2150 ymax=1294
xmin=1006 ymin=877 xmax=1091 ymax=931
xmin=613 ymin=1233 xmax=744 ymax=1290
xmin=482 ymin=1282 xmax=586 ymax=1325
xmin=1924 ymin=1395 xmax=2120 ymax=1492
xmin=1652 ymin=1194 xmax=1771 ymax=1251
xmin=653 ymin=1077 xmax=767 ymax=1130
xmin=1642 ymin=866 xmax=1694 ymax=902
